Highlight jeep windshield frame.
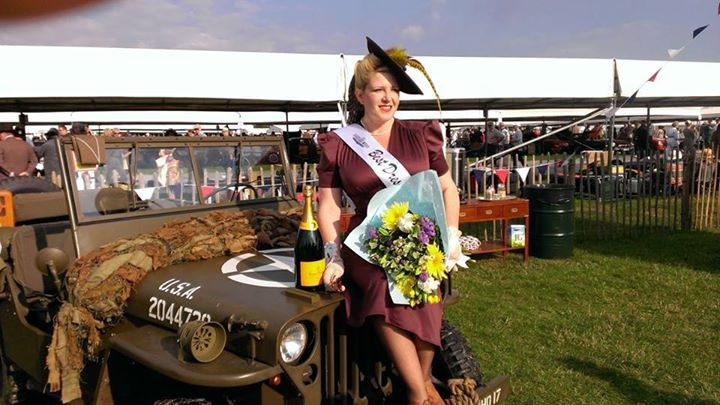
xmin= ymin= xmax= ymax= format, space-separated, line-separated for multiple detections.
xmin=57 ymin=136 xmax=297 ymax=256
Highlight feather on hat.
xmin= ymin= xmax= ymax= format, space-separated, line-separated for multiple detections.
xmin=347 ymin=37 xmax=442 ymax=123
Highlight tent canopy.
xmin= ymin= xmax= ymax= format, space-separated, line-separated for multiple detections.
xmin=0 ymin=45 xmax=719 ymax=114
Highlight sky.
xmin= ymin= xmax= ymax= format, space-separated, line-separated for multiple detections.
xmin=1 ymin=0 xmax=719 ymax=62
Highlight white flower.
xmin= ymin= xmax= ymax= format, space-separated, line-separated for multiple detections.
xmin=417 ymin=276 xmax=440 ymax=294
xmin=397 ymin=213 xmax=415 ymax=233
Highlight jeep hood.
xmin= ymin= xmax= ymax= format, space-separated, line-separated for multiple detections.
xmin=124 ymin=248 xmax=341 ymax=363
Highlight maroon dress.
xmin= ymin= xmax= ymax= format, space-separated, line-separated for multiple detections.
xmin=317 ymin=120 xmax=448 ymax=347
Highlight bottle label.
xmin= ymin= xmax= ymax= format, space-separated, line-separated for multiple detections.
xmin=299 ymin=259 xmax=324 ymax=287
xmin=299 ymin=220 xmax=318 ymax=231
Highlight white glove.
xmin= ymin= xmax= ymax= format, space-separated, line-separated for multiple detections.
xmin=445 ymin=227 xmax=470 ymax=271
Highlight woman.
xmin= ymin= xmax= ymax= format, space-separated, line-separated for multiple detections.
xmin=316 ymin=37 xmax=461 ymax=405
xmin=652 ymin=125 xmax=666 ymax=152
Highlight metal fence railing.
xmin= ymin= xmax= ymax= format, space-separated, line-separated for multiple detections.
xmin=462 ymin=146 xmax=718 ymax=242
xmin=297 ymin=143 xmax=719 ymax=243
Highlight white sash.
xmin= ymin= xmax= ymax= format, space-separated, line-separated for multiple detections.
xmin=335 ymin=124 xmax=411 ymax=188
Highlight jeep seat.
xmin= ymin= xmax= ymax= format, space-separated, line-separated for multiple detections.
xmin=12 ymin=191 xmax=68 ymax=225
xmin=8 ymin=222 xmax=75 ymax=323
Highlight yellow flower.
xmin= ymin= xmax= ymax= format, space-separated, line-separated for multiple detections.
xmin=382 ymin=202 xmax=409 ymax=231
xmin=396 ymin=275 xmax=417 ymax=298
xmin=424 ymin=243 xmax=445 ymax=278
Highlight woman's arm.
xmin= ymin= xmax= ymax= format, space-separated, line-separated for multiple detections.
xmin=438 ymin=170 xmax=469 ymax=269
xmin=317 ymin=186 xmax=345 ymax=292
xmin=438 ymin=171 xmax=460 ymax=229
xmin=318 ymin=186 xmax=343 ymax=246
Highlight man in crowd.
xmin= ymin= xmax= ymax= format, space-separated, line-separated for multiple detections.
xmin=498 ymin=123 xmax=510 ymax=150
xmin=665 ymin=121 xmax=679 ymax=160
xmin=711 ymin=122 xmax=720 ymax=155
xmin=193 ymin=124 xmax=206 ymax=137
xmin=510 ymin=124 xmax=524 ymax=166
xmin=699 ymin=120 xmax=712 ymax=148
xmin=485 ymin=122 xmax=505 ymax=157
xmin=633 ymin=121 xmax=650 ymax=156
xmin=70 ymin=122 xmax=89 ymax=135
xmin=34 ymin=127 xmax=61 ymax=180
xmin=0 ymin=124 xmax=38 ymax=180
xmin=683 ymin=121 xmax=697 ymax=148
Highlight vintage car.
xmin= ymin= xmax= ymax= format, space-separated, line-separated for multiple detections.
xmin=0 ymin=135 xmax=509 ymax=404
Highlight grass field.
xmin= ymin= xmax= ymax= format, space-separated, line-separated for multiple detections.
xmin=445 ymin=229 xmax=720 ymax=404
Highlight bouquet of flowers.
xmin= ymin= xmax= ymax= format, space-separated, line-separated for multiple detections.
xmin=365 ymin=201 xmax=446 ymax=306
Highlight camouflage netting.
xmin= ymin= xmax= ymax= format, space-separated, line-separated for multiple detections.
xmin=46 ymin=207 xmax=301 ymax=404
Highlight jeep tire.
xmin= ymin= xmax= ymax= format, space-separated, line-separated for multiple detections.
xmin=433 ymin=319 xmax=484 ymax=394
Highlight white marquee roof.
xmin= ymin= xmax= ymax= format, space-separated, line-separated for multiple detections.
xmin=1 ymin=45 xmax=719 ymax=115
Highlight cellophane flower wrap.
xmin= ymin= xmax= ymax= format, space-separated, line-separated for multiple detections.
xmin=365 ymin=202 xmax=446 ymax=306
xmin=344 ymin=170 xmax=450 ymax=306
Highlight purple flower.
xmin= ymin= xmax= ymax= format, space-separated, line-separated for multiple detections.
xmin=419 ymin=271 xmax=429 ymax=282
xmin=367 ymin=227 xmax=378 ymax=239
xmin=419 ymin=216 xmax=435 ymax=237
xmin=417 ymin=231 xmax=430 ymax=244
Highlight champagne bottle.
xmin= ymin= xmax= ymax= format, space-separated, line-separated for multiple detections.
xmin=295 ymin=185 xmax=324 ymax=291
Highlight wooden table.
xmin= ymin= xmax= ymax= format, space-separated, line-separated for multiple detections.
xmin=459 ymin=198 xmax=529 ymax=263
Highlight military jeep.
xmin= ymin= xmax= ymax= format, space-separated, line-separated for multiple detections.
xmin=0 ymin=135 xmax=509 ymax=404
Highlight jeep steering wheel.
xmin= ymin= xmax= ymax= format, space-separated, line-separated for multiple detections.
xmin=204 ymin=182 xmax=258 ymax=202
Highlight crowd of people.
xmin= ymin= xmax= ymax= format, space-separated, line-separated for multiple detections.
xmin=450 ymin=122 xmax=568 ymax=164
xmin=449 ymin=118 xmax=720 ymax=163
xmin=0 ymin=122 xmax=259 ymax=182
xmin=1 ymin=122 xmax=95 ymax=181
xmin=5 ymin=116 xmax=720 ymax=185
xmin=618 ymin=119 xmax=720 ymax=156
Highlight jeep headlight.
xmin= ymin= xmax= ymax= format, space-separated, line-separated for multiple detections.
xmin=280 ymin=323 xmax=308 ymax=363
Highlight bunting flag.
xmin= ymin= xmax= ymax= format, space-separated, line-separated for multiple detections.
xmin=607 ymin=11 xmax=713 ymax=123
xmin=667 ymin=46 xmax=685 ymax=58
xmin=514 ymin=167 xmax=530 ymax=184
xmin=648 ymin=68 xmax=661 ymax=82
xmin=495 ymin=169 xmax=510 ymax=185
xmin=627 ymin=89 xmax=639 ymax=104
xmin=536 ymin=164 xmax=549 ymax=175
xmin=692 ymin=25 xmax=709 ymax=38
xmin=472 ymin=169 xmax=489 ymax=184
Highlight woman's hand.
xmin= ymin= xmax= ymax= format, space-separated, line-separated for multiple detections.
xmin=323 ymin=259 xmax=345 ymax=292
xmin=446 ymin=227 xmax=470 ymax=271
xmin=317 ymin=189 xmax=344 ymax=292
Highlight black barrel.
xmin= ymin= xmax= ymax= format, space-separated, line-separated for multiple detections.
xmin=525 ymin=184 xmax=575 ymax=258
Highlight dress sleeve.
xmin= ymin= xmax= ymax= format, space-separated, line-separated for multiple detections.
xmin=316 ymin=132 xmax=343 ymax=188
xmin=425 ymin=120 xmax=449 ymax=176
